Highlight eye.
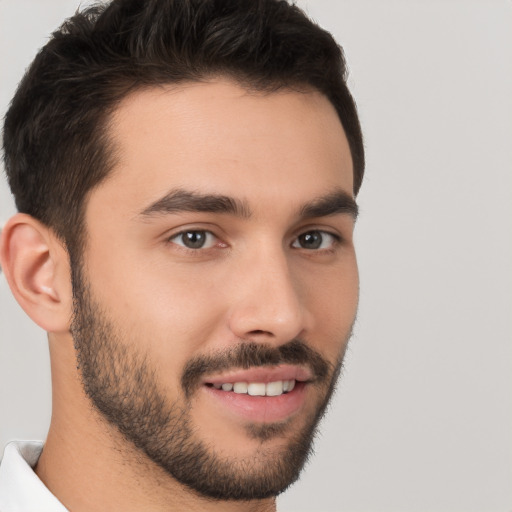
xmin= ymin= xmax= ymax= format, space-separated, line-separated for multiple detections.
xmin=292 ymin=230 xmax=339 ymax=250
xmin=169 ymin=230 xmax=218 ymax=249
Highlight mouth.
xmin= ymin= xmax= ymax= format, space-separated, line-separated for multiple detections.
xmin=201 ymin=365 xmax=312 ymax=423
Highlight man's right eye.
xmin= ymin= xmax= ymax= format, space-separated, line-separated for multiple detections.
xmin=168 ymin=230 xmax=217 ymax=250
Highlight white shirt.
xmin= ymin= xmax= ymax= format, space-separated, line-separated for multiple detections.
xmin=0 ymin=441 xmax=68 ymax=512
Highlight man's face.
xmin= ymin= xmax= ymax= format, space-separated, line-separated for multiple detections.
xmin=71 ymin=80 xmax=358 ymax=499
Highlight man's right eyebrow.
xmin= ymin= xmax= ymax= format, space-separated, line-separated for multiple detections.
xmin=137 ymin=189 xmax=252 ymax=219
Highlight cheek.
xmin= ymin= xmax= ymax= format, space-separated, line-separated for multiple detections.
xmin=302 ymin=256 xmax=359 ymax=354
xmin=86 ymin=249 xmax=228 ymax=374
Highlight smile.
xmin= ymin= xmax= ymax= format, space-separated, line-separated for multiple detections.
xmin=207 ymin=379 xmax=296 ymax=397
xmin=201 ymin=365 xmax=312 ymax=423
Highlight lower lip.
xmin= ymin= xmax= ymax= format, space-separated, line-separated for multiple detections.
xmin=203 ymin=383 xmax=308 ymax=423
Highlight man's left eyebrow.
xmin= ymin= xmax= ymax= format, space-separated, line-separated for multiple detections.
xmin=299 ymin=190 xmax=359 ymax=220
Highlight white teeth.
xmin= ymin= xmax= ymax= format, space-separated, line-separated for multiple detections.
xmin=213 ymin=379 xmax=296 ymax=396
xmin=233 ymin=382 xmax=248 ymax=394
xmin=266 ymin=381 xmax=283 ymax=396
xmin=282 ymin=380 xmax=295 ymax=392
xmin=247 ymin=382 xmax=266 ymax=396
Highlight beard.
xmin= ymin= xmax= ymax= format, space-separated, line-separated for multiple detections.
xmin=70 ymin=264 xmax=349 ymax=501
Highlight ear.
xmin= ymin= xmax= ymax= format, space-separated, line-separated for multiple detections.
xmin=0 ymin=213 xmax=73 ymax=333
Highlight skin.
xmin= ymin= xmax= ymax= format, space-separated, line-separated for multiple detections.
xmin=0 ymin=79 xmax=358 ymax=511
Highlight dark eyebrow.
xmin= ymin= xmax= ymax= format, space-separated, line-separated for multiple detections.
xmin=138 ymin=189 xmax=251 ymax=219
xmin=300 ymin=190 xmax=359 ymax=220
xmin=138 ymin=187 xmax=357 ymax=222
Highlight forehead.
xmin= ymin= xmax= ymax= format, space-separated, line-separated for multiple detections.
xmin=92 ymin=79 xmax=353 ymax=218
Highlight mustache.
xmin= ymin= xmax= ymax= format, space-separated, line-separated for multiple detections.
xmin=181 ymin=339 xmax=332 ymax=398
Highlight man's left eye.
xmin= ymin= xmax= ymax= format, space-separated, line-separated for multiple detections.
xmin=169 ymin=230 xmax=217 ymax=249
xmin=292 ymin=230 xmax=339 ymax=250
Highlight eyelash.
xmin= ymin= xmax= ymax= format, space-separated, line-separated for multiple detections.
xmin=167 ymin=230 xmax=224 ymax=251
xmin=166 ymin=228 xmax=342 ymax=254
xmin=291 ymin=231 xmax=341 ymax=251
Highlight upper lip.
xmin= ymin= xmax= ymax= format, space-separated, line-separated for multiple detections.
xmin=203 ymin=364 xmax=313 ymax=385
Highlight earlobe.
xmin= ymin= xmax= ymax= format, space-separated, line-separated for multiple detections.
xmin=0 ymin=213 xmax=72 ymax=332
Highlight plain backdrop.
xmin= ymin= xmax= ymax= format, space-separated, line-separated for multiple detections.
xmin=1 ymin=1 xmax=511 ymax=511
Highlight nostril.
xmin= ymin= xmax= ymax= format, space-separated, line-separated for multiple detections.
xmin=248 ymin=329 xmax=272 ymax=336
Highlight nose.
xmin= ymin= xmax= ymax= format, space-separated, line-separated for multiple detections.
xmin=227 ymin=248 xmax=309 ymax=345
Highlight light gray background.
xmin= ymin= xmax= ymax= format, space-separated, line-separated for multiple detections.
xmin=1 ymin=1 xmax=511 ymax=511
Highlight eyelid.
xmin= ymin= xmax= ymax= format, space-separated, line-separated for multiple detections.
xmin=166 ymin=227 xmax=227 ymax=252
xmin=291 ymin=229 xmax=342 ymax=250
xmin=163 ymin=224 xmax=344 ymax=253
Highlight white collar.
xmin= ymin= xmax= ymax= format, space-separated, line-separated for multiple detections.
xmin=0 ymin=440 xmax=68 ymax=512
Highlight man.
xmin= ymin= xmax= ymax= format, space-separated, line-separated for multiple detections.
xmin=0 ymin=0 xmax=364 ymax=510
